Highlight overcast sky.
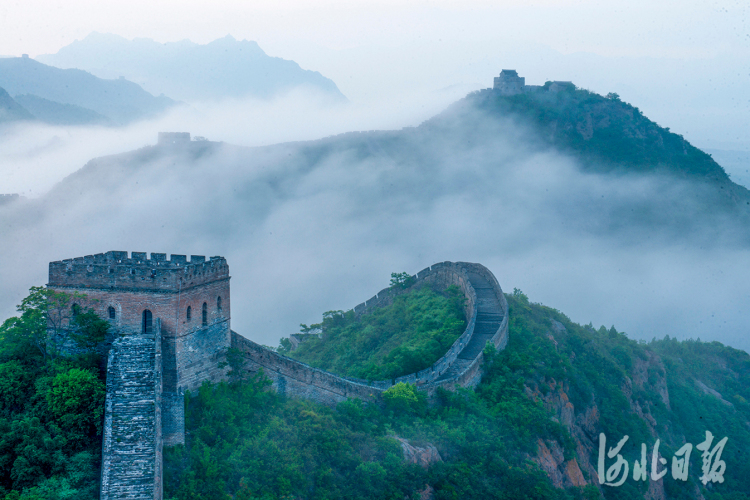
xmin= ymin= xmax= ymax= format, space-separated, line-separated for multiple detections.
xmin=2 ymin=0 xmax=749 ymax=150
xmin=4 ymin=0 xmax=747 ymax=57
xmin=1 ymin=1 xmax=749 ymax=352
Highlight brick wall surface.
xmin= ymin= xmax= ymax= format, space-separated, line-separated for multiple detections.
xmin=48 ymin=252 xmax=230 ymax=341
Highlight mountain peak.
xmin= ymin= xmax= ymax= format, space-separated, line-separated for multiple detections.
xmin=36 ymin=33 xmax=345 ymax=102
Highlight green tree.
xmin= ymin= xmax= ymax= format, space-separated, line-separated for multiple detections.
xmin=0 ymin=287 xmax=107 ymax=497
xmin=68 ymin=310 xmax=108 ymax=351
xmin=390 ymin=272 xmax=416 ymax=289
xmin=383 ymin=382 xmax=424 ymax=414
xmin=0 ymin=360 xmax=31 ymax=414
xmin=46 ymin=368 xmax=105 ymax=445
xmin=12 ymin=287 xmax=90 ymax=361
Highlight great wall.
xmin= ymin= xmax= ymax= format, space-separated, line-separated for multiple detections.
xmin=48 ymin=251 xmax=509 ymax=500
xmin=42 ymin=70 xmax=578 ymax=499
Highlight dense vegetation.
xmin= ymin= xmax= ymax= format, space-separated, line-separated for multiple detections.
xmin=1 ymin=282 xmax=748 ymax=500
xmin=465 ymin=85 xmax=731 ymax=181
xmin=164 ymin=298 xmax=580 ymax=500
xmin=0 ymin=288 xmax=108 ymax=500
xmin=280 ymin=280 xmax=467 ymax=381
xmin=165 ymin=289 xmax=750 ymax=500
xmin=501 ymin=290 xmax=750 ymax=500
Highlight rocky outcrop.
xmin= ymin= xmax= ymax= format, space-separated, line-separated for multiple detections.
xmin=523 ymin=319 xmax=687 ymax=496
xmin=534 ymin=439 xmax=586 ymax=488
xmin=631 ymin=352 xmax=671 ymax=410
xmin=695 ymin=380 xmax=734 ymax=407
xmin=394 ymin=437 xmax=442 ymax=468
xmin=526 ymin=381 xmax=591 ymax=488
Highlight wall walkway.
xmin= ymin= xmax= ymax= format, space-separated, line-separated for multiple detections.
xmin=100 ymin=321 xmax=163 ymax=500
xmin=233 ymin=261 xmax=509 ymax=402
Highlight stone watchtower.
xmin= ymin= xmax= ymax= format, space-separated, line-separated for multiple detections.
xmin=493 ymin=69 xmax=526 ymax=95
xmin=48 ymin=251 xmax=231 ymax=500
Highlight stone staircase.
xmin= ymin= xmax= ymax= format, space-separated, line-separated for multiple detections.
xmin=435 ymin=271 xmax=504 ymax=382
xmin=100 ymin=333 xmax=162 ymax=500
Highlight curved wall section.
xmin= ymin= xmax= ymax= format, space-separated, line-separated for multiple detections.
xmin=232 ymin=261 xmax=508 ymax=405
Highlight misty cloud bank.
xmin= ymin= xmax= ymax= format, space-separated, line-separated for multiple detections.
xmin=0 ymin=88 xmax=458 ymax=196
xmin=1 ymin=94 xmax=749 ymax=353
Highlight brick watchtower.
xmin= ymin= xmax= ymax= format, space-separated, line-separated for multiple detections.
xmin=48 ymin=251 xmax=231 ymax=500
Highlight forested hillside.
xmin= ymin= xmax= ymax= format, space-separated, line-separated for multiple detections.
xmin=0 ymin=281 xmax=748 ymax=499
xmin=447 ymin=85 xmax=750 ymax=210
xmin=164 ymin=289 xmax=750 ymax=500
xmin=0 ymin=288 xmax=108 ymax=500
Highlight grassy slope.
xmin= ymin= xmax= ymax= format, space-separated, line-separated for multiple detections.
xmin=282 ymin=284 xmax=467 ymax=381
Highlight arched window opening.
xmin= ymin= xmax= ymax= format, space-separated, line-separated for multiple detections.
xmin=142 ymin=310 xmax=153 ymax=334
xmin=217 ymin=296 xmax=222 ymax=311
xmin=108 ymin=306 xmax=116 ymax=319
xmin=187 ymin=305 xmax=192 ymax=321
xmin=202 ymin=302 xmax=207 ymax=326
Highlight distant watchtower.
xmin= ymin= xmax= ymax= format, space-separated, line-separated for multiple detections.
xmin=493 ymin=69 xmax=526 ymax=95
xmin=48 ymin=251 xmax=231 ymax=500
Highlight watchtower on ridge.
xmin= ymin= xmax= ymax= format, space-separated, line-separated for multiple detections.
xmin=493 ymin=69 xmax=526 ymax=95
xmin=48 ymin=251 xmax=231 ymax=439
xmin=49 ymin=251 xmax=232 ymax=500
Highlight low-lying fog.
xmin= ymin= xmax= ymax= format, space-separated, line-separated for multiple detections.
xmin=1 ymin=89 xmax=749 ymax=353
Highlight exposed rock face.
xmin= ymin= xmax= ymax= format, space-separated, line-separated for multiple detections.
xmin=695 ymin=380 xmax=734 ymax=407
xmin=534 ymin=439 xmax=587 ymax=488
xmin=394 ymin=437 xmax=442 ymax=468
xmin=645 ymin=478 xmax=668 ymax=500
xmin=417 ymin=485 xmax=435 ymax=500
xmin=522 ymin=318 xmax=686 ymax=497
xmin=631 ymin=352 xmax=671 ymax=410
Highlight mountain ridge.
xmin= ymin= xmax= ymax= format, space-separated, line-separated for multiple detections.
xmin=0 ymin=57 xmax=176 ymax=124
xmin=0 ymin=86 xmax=34 ymax=123
xmin=37 ymin=32 xmax=346 ymax=102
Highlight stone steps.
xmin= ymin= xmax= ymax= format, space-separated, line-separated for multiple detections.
xmin=447 ymin=272 xmax=504 ymax=366
xmin=101 ymin=334 xmax=159 ymax=500
xmin=435 ymin=358 xmax=471 ymax=382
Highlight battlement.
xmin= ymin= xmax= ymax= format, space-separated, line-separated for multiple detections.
xmin=492 ymin=70 xmax=575 ymax=96
xmin=549 ymin=80 xmax=575 ymax=93
xmin=494 ymin=69 xmax=526 ymax=95
xmin=0 ymin=194 xmax=20 ymax=206
xmin=48 ymin=251 xmax=229 ymax=292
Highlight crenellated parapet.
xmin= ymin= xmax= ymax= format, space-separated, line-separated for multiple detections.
xmin=49 ymin=251 xmax=229 ymax=293
xmin=48 ymin=251 xmax=233 ymax=500
xmin=492 ymin=69 xmax=576 ymax=97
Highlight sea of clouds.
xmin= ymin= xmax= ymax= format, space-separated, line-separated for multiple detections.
xmin=1 ymin=88 xmax=749 ymax=352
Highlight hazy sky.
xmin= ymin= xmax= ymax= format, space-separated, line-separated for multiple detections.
xmin=3 ymin=0 xmax=747 ymax=57
xmin=3 ymin=0 xmax=749 ymax=150
xmin=1 ymin=1 xmax=749 ymax=353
